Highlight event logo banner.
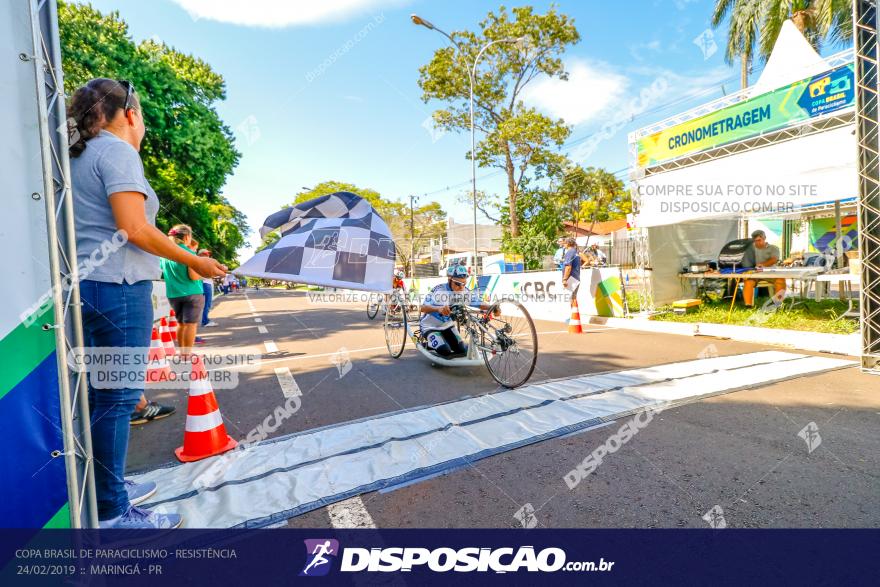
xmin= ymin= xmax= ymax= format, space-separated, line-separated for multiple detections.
xmin=636 ymin=62 xmax=855 ymax=167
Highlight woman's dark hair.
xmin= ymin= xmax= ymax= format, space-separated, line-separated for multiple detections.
xmin=67 ymin=78 xmax=139 ymax=158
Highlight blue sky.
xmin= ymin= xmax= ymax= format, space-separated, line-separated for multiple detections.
xmin=77 ymin=0 xmax=841 ymax=258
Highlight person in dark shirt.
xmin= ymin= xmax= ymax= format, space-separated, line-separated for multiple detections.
xmin=561 ymin=237 xmax=582 ymax=297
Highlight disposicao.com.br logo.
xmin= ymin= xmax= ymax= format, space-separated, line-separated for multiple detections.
xmin=299 ymin=540 xmax=614 ymax=576
xmin=332 ymin=545 xmax=612 ymax=574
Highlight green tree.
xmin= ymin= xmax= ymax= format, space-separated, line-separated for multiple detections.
xmin=759 ymin=0 xmax=852 ymax=57
xmin=712 ymin=0 xmax=853 ymax=88
xmin=417 ymin=6 xmax=580 ymax=238
xmin=559 ymin=166 xmax=628 ymax=238
xmin=386 ymin=201 xmax=447 ymax=275
xmin=712 ymin=0 xmax=763 ymax=88
xmin=279 ymin=181 xmax=445 ymax=273
xmin=59 ymin=1 xmax=248 ymax=264
xmin=499 ymin=186 xmax=564 ymax=269
xmin=293 ymin=181 xmax=386 ymax=213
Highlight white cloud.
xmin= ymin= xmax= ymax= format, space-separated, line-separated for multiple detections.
xmin=171 ymin=0 xmax=407 ymax=28
xmin=521 ymin=59 xmax=628 ymax=126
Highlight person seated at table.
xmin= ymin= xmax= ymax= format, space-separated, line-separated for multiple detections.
xmin=743 ymin=230 xmax=786 ymax=306
xmin=586 ymin=243 xmax=607 ymax=266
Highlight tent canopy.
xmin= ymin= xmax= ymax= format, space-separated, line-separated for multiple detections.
xmin=750 ymin=20 xmax=830 ymax=96
xmin=634 ymin=21 xmax=856 ymax=229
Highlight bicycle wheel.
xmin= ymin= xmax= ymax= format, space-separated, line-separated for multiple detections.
xmin=479 ymin=300 xmax=538 ymax=388
xmin=367 ymin=293 xmax=380 ymax=320
xmin=384 ymin=296 xmax=407 ymax=358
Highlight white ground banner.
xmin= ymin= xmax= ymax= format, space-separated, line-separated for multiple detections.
xmin=405 ymin=268 xmax=625 ymax=323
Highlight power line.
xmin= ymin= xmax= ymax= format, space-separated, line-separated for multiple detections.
xmin=417 ymin=74 xmax=740 ymax=198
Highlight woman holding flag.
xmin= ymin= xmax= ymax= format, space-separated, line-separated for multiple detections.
xmin=68 ymin=78 xmax=226 ymax=529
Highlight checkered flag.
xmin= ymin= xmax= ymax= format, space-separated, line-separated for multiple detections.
xmin=236 ymin=192 xmax=396 ymax=292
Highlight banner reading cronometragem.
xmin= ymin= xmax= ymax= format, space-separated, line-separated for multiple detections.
xmin=636 ymin=62 xmax=855 ymax=167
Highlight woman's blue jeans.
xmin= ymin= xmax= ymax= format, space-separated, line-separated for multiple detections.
xmin=201 ymin=282 xmax=213 ymax=326
xmin=79 ymin=279 xmax=153 ymax=520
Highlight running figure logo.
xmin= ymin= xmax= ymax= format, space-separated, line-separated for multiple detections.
xmin=300 ymin=539 xmax=339 ymax=577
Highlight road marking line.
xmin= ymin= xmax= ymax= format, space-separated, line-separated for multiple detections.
xmin=254 ymin=317 xmax=262 ymax=323
xmin=257 ymin=325 xmax=268 ymax=334
xmin=264 ymin=340 xmax=278 ymax=353
xmin=327 ymin=497 xmax=376 ymax=529
xmin=274 ymin=367 xmax=302 ymax=398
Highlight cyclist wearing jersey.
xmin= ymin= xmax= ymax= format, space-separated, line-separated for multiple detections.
xmin=419 ymin=265 xmax=493 ymax=357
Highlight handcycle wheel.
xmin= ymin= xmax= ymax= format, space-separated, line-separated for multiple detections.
xmin=479 ymin=299 xmax=537 ymax=388
xmin=367 ymin=293 xmax=380 ymax=320
xmin=384 ymin=294 xmax=407 ymax=358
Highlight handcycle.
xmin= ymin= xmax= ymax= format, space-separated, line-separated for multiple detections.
xmin=382 ymin=292 xmax=538 ymax=388
xmin=367 ymin=289 xmax=415 ymax=320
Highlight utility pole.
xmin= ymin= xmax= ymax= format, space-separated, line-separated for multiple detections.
xmin=411 ymin=14 xmax=524 ymax=277
xmin=409 ymin=194 xmax=418 ymax=277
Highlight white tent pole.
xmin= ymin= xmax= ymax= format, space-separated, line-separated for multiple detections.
xmin=834 ymin=200 xmax=844 ymax=269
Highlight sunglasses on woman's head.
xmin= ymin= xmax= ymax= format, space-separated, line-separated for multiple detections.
xmin=119 ymin=79 xmax=134 ymax=112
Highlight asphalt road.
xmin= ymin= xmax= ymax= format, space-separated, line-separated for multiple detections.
xmin=129 ymin=288 xmax=880 ymax=529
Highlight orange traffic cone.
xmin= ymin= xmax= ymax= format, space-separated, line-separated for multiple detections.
xmin=568 ymin=299 xmax=583 ymax=334
xmin=175 ymin=355 xmax=237 ymax=462
xmin=160 ymin=317 xmax=176 ymax=357
xmin=168 ymin=310 xmax=179 ymax=342
xmin=146 ymin=327 xmax=174 ymax=384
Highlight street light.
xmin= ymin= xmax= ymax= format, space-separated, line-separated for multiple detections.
xmin=412 ymin=14 xmax=525 ymax=275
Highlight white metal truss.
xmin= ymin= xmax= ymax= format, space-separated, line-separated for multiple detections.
xmin=628 ymin=161 xmax=655 ymax=314
xmin=636 ymin=111 xmax=854 ymax=179
xmin=29 ymin=0 xmax=97 ymax=526
xmin=855 ymin=0 xmax=880 ymax=373
xmin=628 ymin=49 xmax=854 ymax=143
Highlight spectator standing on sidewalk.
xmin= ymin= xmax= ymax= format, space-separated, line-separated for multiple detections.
xmin=561 ymin=237 xmax=582 ymax=299
xmin=68 ymin=78 xmax=226 ymax=529
xmin=198 ymin=249 xmax=218 ymax=327
xmin=222 ymin=272 xmax=235 ymax=295
xmin=161 ymin=225 xmax=209 ymax=358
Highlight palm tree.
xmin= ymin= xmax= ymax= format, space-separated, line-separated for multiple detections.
xmin=760 ymin=0 xmax=822 ymax=57
xmin=712 ymin=0 xmax=763 ymax=89
xmin=559 ymin=166 xmax=625 ymax=242
xmin=713 ymin=0 xmax=854 ymax=89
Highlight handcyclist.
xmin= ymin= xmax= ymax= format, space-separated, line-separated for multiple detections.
xmin=419 ymin=265 xmax=495 ymax=358
xmin=384 ymin=268 xmax=407 ymax=313
xmin=392 ymin=268 xmax=405 ymax=291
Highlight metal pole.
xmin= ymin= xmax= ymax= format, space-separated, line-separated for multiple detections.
xmin=470 ymin=72 xmax=479 ymax=275
xmin=409 ymin=194 xmax=417 ymax=277
xmin=29 ymin=0 xmax=82 ymax=528
xmin=467 ymin=39 xmax=520 ymax=276
xmin=834 ymin=199 xmax=844 ymax=269
xmin=410 ymin=18 xmax=520 ymax=278
xmin=854 ymin=0 xmax=880 ymax=373
xmin=46 ymin=0 xmax=98 ymax=527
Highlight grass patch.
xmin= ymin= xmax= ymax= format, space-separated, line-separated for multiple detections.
xmin=625 ymin=290 xmax=646 ymax=313
xmin=650 ymin=297 xmax=859 ymax=334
